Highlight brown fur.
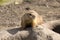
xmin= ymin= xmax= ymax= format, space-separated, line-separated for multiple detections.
xmin=21 ymin=9 xmax=44 ymax=29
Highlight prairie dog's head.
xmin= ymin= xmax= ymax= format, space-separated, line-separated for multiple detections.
xmin=25 ymin=8 xmax=44 ymax=25
xmin=25 ymin=8 xmax=39 ymax=17
xmin=21 ymin=8 xmax=44 ymax=29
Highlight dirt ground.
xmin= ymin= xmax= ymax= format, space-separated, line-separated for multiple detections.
xmin=0 ymin=0 xmax=60 ymax=30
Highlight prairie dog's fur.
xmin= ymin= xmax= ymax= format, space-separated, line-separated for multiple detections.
xmin=21 ymin=8 xmax=44 ymax=29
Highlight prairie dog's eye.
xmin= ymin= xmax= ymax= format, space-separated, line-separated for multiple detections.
xmin=28 ymin=13 xmax=35 ymax=18
xmin=28 ymin=14 xmax=32 ymax=16
xmin=26 ymin=13 xmax=32 ymax=16
xmin=25 ymin=7 xmax=30 ymax=10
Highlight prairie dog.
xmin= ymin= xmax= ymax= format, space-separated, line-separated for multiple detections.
xmin=21 ymin=8 xmax=44 ymax=29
